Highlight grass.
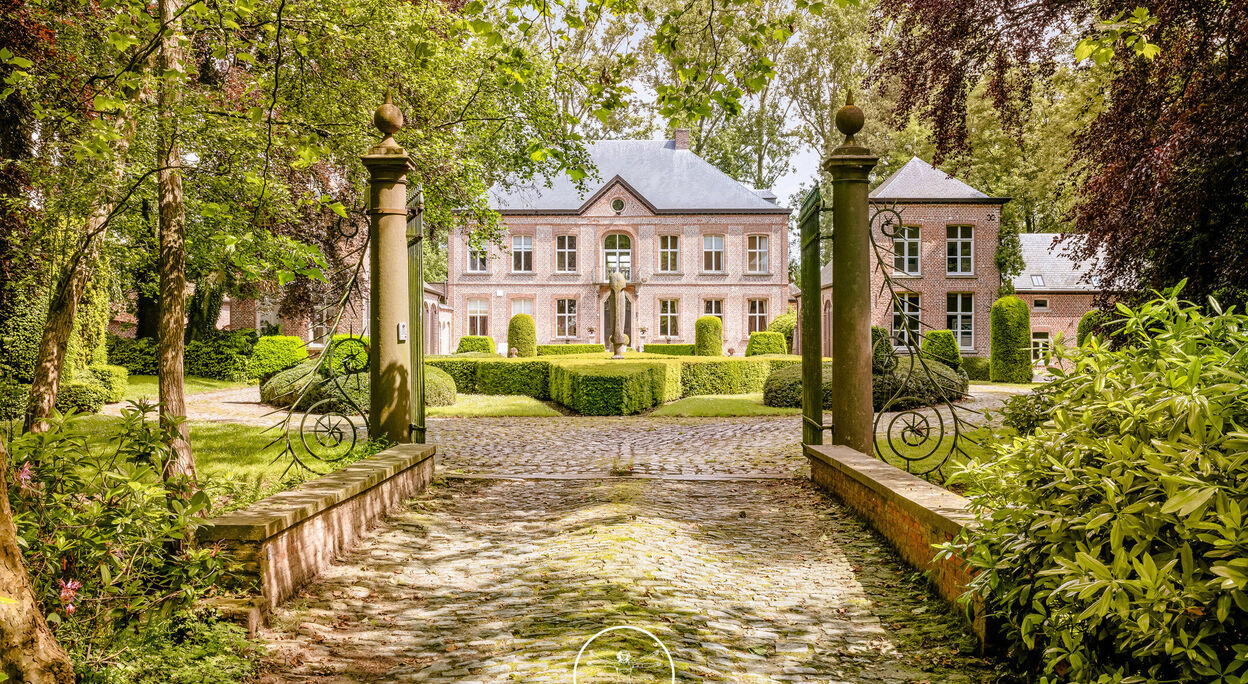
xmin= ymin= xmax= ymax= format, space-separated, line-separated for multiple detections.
xmin=429 ymin=394 xmax=562 ymax=417
xmin=124 ymin=374 xmax=254 ymax=402
xmin=650 ymin=393 xmax=800 ymax=417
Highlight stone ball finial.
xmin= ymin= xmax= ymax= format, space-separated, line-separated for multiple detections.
xmin=835 ymin=90 xmax=864 ymax=142
xmin=374 ymin=90 xmax=404 ymax=138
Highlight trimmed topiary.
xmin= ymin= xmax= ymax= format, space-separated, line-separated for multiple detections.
xmin=185 ymin=330 xmax=255 ymax=381
xmin=694 ymin=315 xmax=722 ymax=356
xmin=963 ymin=356 xmax=990 ymax=381
xmin=537 ymin=344 xmax=605 ymax=355
xmin=88 ymin=364 xmax=129 ymax=403
xmin=507 ymin=314 xmax=537 ymax=358
xmin=762 ymin=356 xmax=967 ymax=412
xmin=456 ymin=335 xmax=495 ymax=354
xmin=55 ymin=372 xmax=109 ymax=415
xmin=767 ymin=311 xmax=796 ymax=352
xmin=326 ymin=334 xmax=370 ymax=376
xmin=106 ymin=334 xmax=159 ymax=375
xmin=260 ymin=360 xmax=321 ymax=408
xmin=477 ymin=359 xmax=550 ymax=398
xmin=990 ymin=295 xmax=1033 ymax=383
xmin=920 ymin=330 xmax=962 ymax=372
xmin=249 ymin=335 xmax=309 ymax=381
xmin=871 ymin=326 xmax=895 ymax=373
xmin=423 ymin=365 xmax=457 ymax=407
xmin=745 ymin=331 xmax=787 ymax=356
xmin=642 ymin=343 xmax=695 ymax=356
xmin=548 ymin=361 xmax=678 ymax=415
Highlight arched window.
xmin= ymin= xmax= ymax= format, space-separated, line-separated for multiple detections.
xmin=604 ymin=234 xmax=632 ymax=280
xmin=822 ymin=299 xmax=833 ymax=357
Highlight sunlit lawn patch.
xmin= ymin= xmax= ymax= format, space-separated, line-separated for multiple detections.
xmin=650 ymin=393 xmax=800 ymax=417
xmin=429 ymin=394 xmax=562 ymax=417
xmin=124 ymin=374 xmax=254 ymax=402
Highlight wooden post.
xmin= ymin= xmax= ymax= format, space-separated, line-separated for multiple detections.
xmin=799 ymin=188 xmax=824 ymax=446
xmin=408 ymin=186 xmax=426 ymax=444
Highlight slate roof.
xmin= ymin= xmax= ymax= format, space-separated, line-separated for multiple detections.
xmin=487 ymin=140 xmax=791 ymax=215
xmin=1013 ymin=233 xmax=1101 ymax=292
xmin=870 ymin=157 xmax=1008 ymax=204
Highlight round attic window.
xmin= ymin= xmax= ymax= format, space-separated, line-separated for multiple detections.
xmin=611 ymin=198 xmax=625 ymax=214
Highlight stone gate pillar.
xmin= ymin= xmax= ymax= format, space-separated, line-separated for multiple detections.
xmin=363 ymin=93 xmax=414 ymax=444
xmin=823 ymin=94 xmax=878 ymax=454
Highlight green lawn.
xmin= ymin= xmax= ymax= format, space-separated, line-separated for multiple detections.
xmin=650 ymin=393 xmax=800 ymax=417
xmin=969 ymin=380 xmax=1042 ymax=390
xmin=124 ymin=374 xmax=254 ymax=402
xmin=429 ymin=394 xmax=562 ymax=417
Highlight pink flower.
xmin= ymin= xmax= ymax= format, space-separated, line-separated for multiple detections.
xmin=58 ymin=578 xmax=80 ymax=604
xmin=16 ymin=462 xmax=32 ymax=490
xmin=65 ymin=603 xmax=75 ymax=615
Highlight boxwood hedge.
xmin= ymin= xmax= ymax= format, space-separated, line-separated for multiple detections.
xmin=549 ymin=361 xmax=679 ymax=415
xmin=537 ymin=344 xmax=605 ymax=355
xmin=249 ymin=335 xmax=308 ymax=380
xmin=642 ymin=343 xmax=695 ymax=356
xmin=106 ymin=335 xmax=158 ymax=375
xmin=745 ymin=331 xmax=787 ymax=356
xmin=456 ymin=335 xmax=495 ymax=354
xmin=88 ymin=364 xmax=129 ymax=403
xmin=55 ymin=372 xmax=110 ymax=414
xmin=476 ymin=359 xmax=550 ymax=398
xmin=694 ymin=316 xmax=722 ymax=356
xmin=920 ymin=330 xmax=962 ymax=371
xmin=990 ymin=296 xmax=1033 ymax=383
xmin=763 ymin=355 xmax=967 ymax=412
xmin=507 ymin=314 xmax=537 ymax=357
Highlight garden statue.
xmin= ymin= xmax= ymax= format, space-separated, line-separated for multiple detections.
xmin=609 ymin=269 xmax=628 ymax=358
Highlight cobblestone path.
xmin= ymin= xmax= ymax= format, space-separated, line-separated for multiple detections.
xmin=259 ymin=477 xmax=997 ymax=682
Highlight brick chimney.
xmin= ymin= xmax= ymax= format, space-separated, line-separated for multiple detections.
xmin=673 ymin=128 xmax=690 ymax=151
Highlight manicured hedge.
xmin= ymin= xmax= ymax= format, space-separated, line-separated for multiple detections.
xmin=990 ymin=296 xmax=1033 ymax=383
xmin=871 ymin=326 xmax=895 ymax=373
xmin=88 ymin=364 xmax=129 ymax=403
xmin=642 ymin=344 xmax=695 ymax=356
xmin=326 ymin=334 xmax=369 ymax=375
xmin=920 ymin=330 xmax=962 ymax=371
xmin=763 ymin=356 xmax=967 ymax=412
xmin=55 ymin=372 xmax=109 ymax=415
xmin=477 ymin=359 xmax=550 ymax=398
xmin=537 ymin=344 xmax=605 ymax=355
xmin=767 ymin=312 xmax=796 ymax=352
xmin=106 ymin=335 xmax=158 ymax=375
xmin=262 ymin=361 xmax=457 ymax=412
xmin=423 ymin=365 xmax=457 ymax=407
xmin=963 ymin=356 xmax=990 ymax=381
xmin=679 ymin=356 xmax=798 ymax=396
xmin=549 ymin=361 xmax=677 ymax=415
xmin=745 ymin=331 xmax=787 ymax=356
xmin=456 ymin=335 xmax=495 ymax=354
xmin=260 ymin=360 xmax=320 ymax=408
xmin=249 ymin=335 xmax=308 ymax=380
xmin=427 ymin=356 xmax=483 ymax=393
xmin=314 ymin=372 xmax=369 ymax=413
xmin=185 ymin=330 xmax=256 ymax=381
xmin=507 ymin=314 xmax=536 ymax=357
xmin=0 ymin=380 xmax=29 ymax=421
xmin=694 ymin=316 xmax=722 ymax=356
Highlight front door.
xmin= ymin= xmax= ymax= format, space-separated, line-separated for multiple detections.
xmin=603 ymin=296 xmax=633 ymax=348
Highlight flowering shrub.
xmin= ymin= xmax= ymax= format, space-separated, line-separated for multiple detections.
xmin=944 ymin=289 xmax=1248 ymax=682
xmin=7 ymin=405 xmax=228 ymax=676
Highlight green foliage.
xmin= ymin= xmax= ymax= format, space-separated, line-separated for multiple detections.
xmin=997 ymin=389 xmax=1055 ymax=434
xmin=423 ymin=365 xmax=457 ymax=407
xmin=694 ymin=315 xmax=723 ymax=356
xmin=962 ymin=356 xmax=991 ymax=381
xmin=920 ymin=330 xmax=962 ymax=371
xmin=0 ymin=379 xmax=29 ymax=421
xmin=549 ymin=361 xmax=678 ymax=416
xmin=248 ymin=336 xmax=308 ymax=381
xmin=1076 ymin=309 xmax=1111 ymax=345
xmin=766 ymin=311 xmax=796 ymax=352
xmin=6 ymin=409 xmax=222 ymax=675
xmin=313 ymin=373 xmax=370 ymax=414
xmin=745 ymin=331 xmax=787 ymax=356
xmin=763 ymin=356 xmax=967 ymax=412
xmin=642 ymin=343 xmax=695 ymax=356
xmin=990 ymin=296 xmax=1032 ymax=383
xmin=457 ymin=335 xmax=496 ymax=354
xmin=945 ymin=291 xmax=1248 ymax=683
xmin=89 ymin=364 xmax=129 ymax=403
xmin=67 ymin=263 xmax=112 ymax=374
xmin=259 ymin=360 xmax=320 ymax=408
xmin=477 ymin=359 xmax=550 ymax=398
xmin=184 ymin=331 xmax=255 ymax=382
xmin=107 ymin=334 xmax=159 ymax=375
xmin=507 ymin=314 xmax=536 ymax=357
xmin=871 ymin=326 xmax=896 ymax=373
xmin=326 ymin=335 xmax=370 ymax=376
xmin=102 ymin=610 xmax=262 ymax=684
xmin=0 ymin=288 xmax=47 ymax=382
xmin=426 ymin=357 xmax=483 ymax=394
xmin=681 ymin=357 xmax=770 ymax=396
xmin=55 ymin=372 xmax=110 ymax=414
xmin=536 ymin=344 xmax=605 ymax=355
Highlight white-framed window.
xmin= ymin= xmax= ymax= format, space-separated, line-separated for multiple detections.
xmin=747 ymin=298 xmax=768 ymax=333
xmin=604 ymin=234 xmax=632 ymax=279
xmin=555 ymin=235 xmax=577 ymax=272
xmin=702 ymin=234 xmax=725 ymax=272
xmin=659 ymin=299 xmax=679 ymax=337
xmin=1032 ymin=331 xmax=1051 ymax=363
xmin=467 ymin=297 xmax=489 ymax=336
xmin=946 ymin=225 xmax=973 ymax=275
xmin=467 ymin=246 xmax=488 ymax=273
xmin=892 ymin=294 xmax=921 ymax=346
xmin=1031 ymin=274 xmax=1046 ymax=287
xmin=310 ymin=306 xmax=330 ymax=344
xmin=512 ymin=235 xmax=533 ymax=272
xmin=704 ymin=299 xmax=723 ymax=321
xmin=746 ymin=235 xmax=769 ymax=273
xmin=1033 ymin=298 xmax=1049 ymax=311
xmin=556 ymin=299 xmax=577 ymax=338
xmin=511 ymin=298 xmax=534 ymax=318
xmin=894 ymin=225 xmax=920 ymax=275
xmin=946 ymin=293 xmax=974 ymax=350
xmin=659 ymin=235 xmax=680 ymax=273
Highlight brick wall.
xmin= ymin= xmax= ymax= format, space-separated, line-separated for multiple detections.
xmin=1018 ymin=291 xmax=1092 ymax=345
xmin=448 ymin=184 xmax=790 ymax=352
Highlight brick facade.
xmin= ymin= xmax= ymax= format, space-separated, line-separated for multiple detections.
xmin=1018 ymin=291 xmax=1094 ymax=351
xmin=448 ymin=183 xmax=790 ymax=353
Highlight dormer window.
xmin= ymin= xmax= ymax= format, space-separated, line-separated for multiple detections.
xmin=1031 ymin=274 xmax=1045 ymax=287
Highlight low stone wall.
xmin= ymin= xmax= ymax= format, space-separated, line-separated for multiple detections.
xmin=199 ymin=443 xmax=436 ymax=617
xmin=805 ymin=444 xmax=987 ymax=643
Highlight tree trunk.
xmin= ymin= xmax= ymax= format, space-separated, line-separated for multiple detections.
xmin=156 ymin=0 xmax=195 ymax=485
xmin=0 ymin=439 xmax=75 ymax=682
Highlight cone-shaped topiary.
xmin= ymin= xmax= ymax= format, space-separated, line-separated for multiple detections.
xmin=694 ymin=315 xmax=723 ymax=356
xmin=508 ymin=314 xmax=537 ymax=357
xmin=920 ymin=329 xmax=962 ymax=371
xmin=456 ymin=335 xmax=495 ymax=354
xmin=766 ymin=311 xmax=796 ymax=352
xmin=990 ymin=296 xmax=1033 ymax=382
xmin=745 ymin=331 xmax=787 ymax=356
xmin=871 ymin=326 xmax=896 ymax=373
